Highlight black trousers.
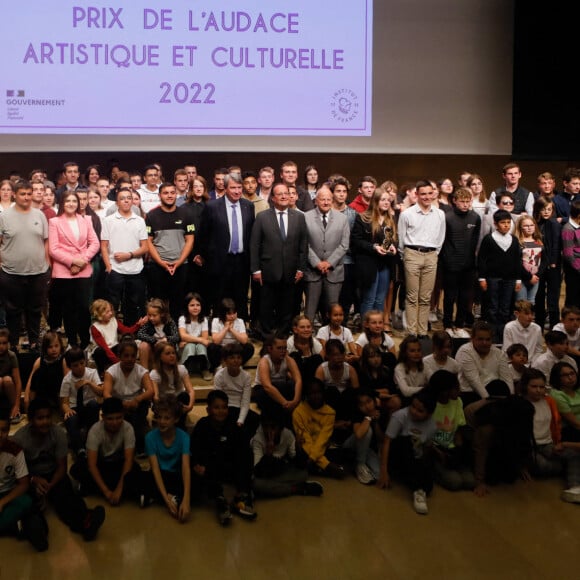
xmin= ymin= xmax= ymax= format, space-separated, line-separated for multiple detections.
xmin=0 ymin=269 xmax=50 ymax=347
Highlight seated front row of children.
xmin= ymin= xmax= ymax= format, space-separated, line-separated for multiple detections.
xmin=5 ymin=308 xmax=580 ymax=552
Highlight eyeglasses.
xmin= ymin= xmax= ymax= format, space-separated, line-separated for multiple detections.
xmin=500 ymin=200 xmax=514 ymax=205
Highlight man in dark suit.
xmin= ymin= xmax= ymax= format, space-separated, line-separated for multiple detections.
xmin=303 ymin=185 xmax=350 ymax=322
xmin=250 ymin=184 xmax=308 ymax=336
xmin=196 ymin=173 xmax=255 ymax=320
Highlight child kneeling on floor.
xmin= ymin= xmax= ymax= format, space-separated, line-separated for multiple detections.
xmin=251 ymin=410 xmax=323 ymax=498
xmin=377 ymin=390 xmax=437 ymax=515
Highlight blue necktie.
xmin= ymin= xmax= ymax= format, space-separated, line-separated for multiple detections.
xmin=279 ymin=211 xmax=286 ymax=240
xmin=231 ymin=204 xmax=239 ymax=253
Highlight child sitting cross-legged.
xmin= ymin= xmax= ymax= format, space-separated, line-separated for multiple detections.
xmin=251 ymin=410 xmax=323 ymax=499
xmin=142 ymin=395 xmax=191 ymax=523
xmin=70 ymin=396 xmax=143 ymax=506
xmin=190 ymin=390 xmax=257 ymax=526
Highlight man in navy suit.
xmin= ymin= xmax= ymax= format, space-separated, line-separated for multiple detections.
xmin=250 ymin=184 xmax=308 ymax=336
xmin=196 ymin=173 xmax=255 ymax=319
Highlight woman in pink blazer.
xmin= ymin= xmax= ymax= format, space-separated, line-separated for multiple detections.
xmin=48 ymin=191 xmax=100 ymax=349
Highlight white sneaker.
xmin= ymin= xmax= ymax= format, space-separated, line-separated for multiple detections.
xmin=473 ymin=304 xmax=482 ymax=319
xmin=356 ymin=463 xmax=375 ymax=485
xmin=445 ymin=328 xmax=456 ymax=338
xmin=561 ymin=487 xmax=580 ymax=503
xmin=402 ymin=310 xmax=408 ymax=331
xmin=455 ymin=328 xmax=471 ymax=339
xmin=428 ymin=311 xmax=438 ymax=323
xmin=413 ymin=489 xmax=428 ymax=515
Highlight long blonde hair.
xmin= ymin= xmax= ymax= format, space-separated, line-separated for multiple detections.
xmin=361 ymin=188 xmax=397 ymax=240
xmin=515 ymin=215 xmax=543 ymax=246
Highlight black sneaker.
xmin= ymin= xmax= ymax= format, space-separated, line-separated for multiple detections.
xmin=215 ymin=497 xmax=232 ymax=527
xmin=22 ymin=512 xmax=49 ymax=552
xmin=231 ymin=495 xmax=257 ymax=521
xmin=323 ymin=462 xmax=345 ymax=479
xmin=83 ymin=505 xmax=105 ymax=541
xmin=302 ymin=481 xmax=324 ymax=496
xmin=139 ymin=494 xmax=154 ymax=508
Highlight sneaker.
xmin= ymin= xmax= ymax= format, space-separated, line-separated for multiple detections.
xmin=216 ymin=497 xmax=233 ymax=526
xmin=323 ymin=462 xmax=345 ymax=480
xmin=10 ymin=413 xmax=22 ymax=425
xmin=561 ymin=486 xmax=580 ymax=504
xmin=428 ymin=310 xmax=438 ymax=323
xmin=83 ymin=505 xmax=106 ymax=541
xmin=167 ymin=494 xmax=179 ymax=508
xmin=22 ymin=513 xmax=49 ymax=552
xmin=413 ymin=489 xmax=428 ymax=515
xmin=201 ymin=369 xmax=213 ymax=381
xmin=139 ymin=493 xmax=154 ymax=508
xmin=402 ymin=310 xmax=408 ymax=331
xmin=231 ymin=495 xmax=257 ymax=521
xmin=355 ymin=463 xmax=375 ymax=485
xmin=15 ymin=519 xmax=24 ymax=540
xmin=444 ymin=328 xmax=456 ymax=338
xmin=302 ymin=481 xmax=324 ymax=496
xmin=473 ymin=303 xmax=482 ymax=319
xmin=455 ymin=328 xmax=471 ymax=339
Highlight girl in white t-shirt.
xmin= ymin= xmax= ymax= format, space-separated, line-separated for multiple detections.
xmin=316 ymin=303 xmax=357 ymax=364
xmin=178 ymin=292 xmax=211 ymax=381
xmin=394 ymin=335 xmax=428 ymax=399
xmin=207 ymin=297 xmax=254 ymax=372
xmin=150 ymin=342 xmax=194 ymax=429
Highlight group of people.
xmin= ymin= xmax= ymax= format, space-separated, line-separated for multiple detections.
xmin=1 ymin=159 xmax=580 ymax=549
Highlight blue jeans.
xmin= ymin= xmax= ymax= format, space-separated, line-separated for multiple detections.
xmin=360 ymin=267 xmax=390 ymax=318
xmin=515 ymin=280 xmax=539 ymax=304
xmin=343 ymin=430 xmax=381 ymax=478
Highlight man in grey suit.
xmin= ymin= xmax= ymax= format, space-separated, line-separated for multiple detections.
xmin=303 ymin=185 xmax=350 ymax=322
xmin=250 ymin=184 xmax=308 ymax=336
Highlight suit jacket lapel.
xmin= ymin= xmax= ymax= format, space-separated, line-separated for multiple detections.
xmin=61 ymin=215 xmax=84 ymax=249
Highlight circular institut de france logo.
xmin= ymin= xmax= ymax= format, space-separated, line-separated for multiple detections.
xmin=330 ymin=89 xmax=359 ymax=123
